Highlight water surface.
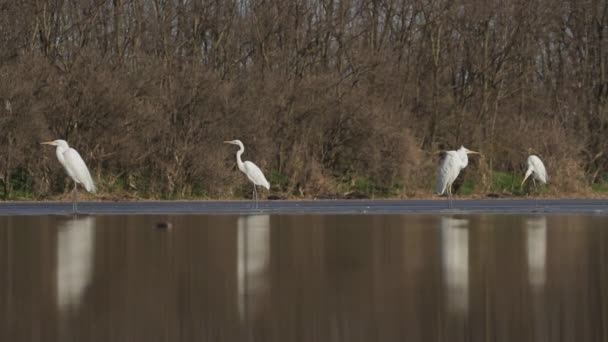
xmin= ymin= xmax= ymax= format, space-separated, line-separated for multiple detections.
xmin=0 ymin=214 xmax=607 ymax=342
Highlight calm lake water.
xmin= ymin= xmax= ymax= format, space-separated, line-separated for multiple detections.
xmin=0 ymin=214 xmax=607 ymax=342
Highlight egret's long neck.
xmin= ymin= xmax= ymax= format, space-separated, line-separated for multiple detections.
xmin=458 ymin=149 xmax=469 ymax=169
xmin=55 ymin=146 xmax=68 ymax=165
xmin=236 ymin=145 xmax=245 ymax=172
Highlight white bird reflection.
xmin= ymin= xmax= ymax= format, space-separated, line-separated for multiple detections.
xmin=237 ymin=214 xmax=270 ymax=323
xmin=441 ymin=216 xmax=470 ymax=314
xmin=56 ymin=216 xmax=96 ymax=312
xmin=526 ymin=216 xmax=547 ymax=288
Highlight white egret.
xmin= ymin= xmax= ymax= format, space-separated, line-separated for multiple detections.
xmin=521 ymin=155 xmax=548 ymax=190
xmin=435 ymin=146 xmax=480 ymax=208
xmin=224 ymin=140 xmax=270 ymax=208
xmin=41 ymin=139 xmax=96 ymax=213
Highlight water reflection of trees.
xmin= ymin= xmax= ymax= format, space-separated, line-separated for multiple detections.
xmin=0 ymin=216 xmax=59 ymax=341
xmin=0 ymin=215 xmax=607 ymax=341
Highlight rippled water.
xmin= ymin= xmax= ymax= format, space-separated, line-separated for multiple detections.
xmin=0 ymin=214 xmax=607 ymax=342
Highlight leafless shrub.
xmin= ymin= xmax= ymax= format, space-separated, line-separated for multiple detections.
xmin=0 ymin=0 xmax=605 ymax=199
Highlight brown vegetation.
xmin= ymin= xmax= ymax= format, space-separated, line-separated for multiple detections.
xmin=1 ymin=0 xmax=607 ymax=199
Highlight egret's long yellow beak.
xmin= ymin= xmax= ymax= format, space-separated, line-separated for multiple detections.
xmin=467 ymin=150 xmax=481 ymax=155
xmin=520 ymin=174 xmax=530 ymax=188
xmin=40 ymin=141 xmax=54 ymax=146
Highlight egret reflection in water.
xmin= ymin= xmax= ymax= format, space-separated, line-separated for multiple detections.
xmin=441 ymin=216 xmax=470 ymax=314
xmin=237 ymin=214 xmax=270 ymax=323
xmin=1 ymin=214 xmax=607 ymax=342
xmin=56 ymin=216 xmax=96 ymax=312
xmin=526 ymin=216 xmax=547 ymax=288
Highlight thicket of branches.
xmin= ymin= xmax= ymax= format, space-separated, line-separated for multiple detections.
xmin=1 ymin=0 xmax=607 ymax=199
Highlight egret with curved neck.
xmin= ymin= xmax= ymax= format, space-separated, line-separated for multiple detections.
xmin=521 ymin=152 xmax=548 ymax=209
xmin=435 ymin=146 xmax=480 ymax=208
xmin=224 ymin=140 xmax=270 ymax=208
xmin=41 ymin=139 xmax=96 ymax=213
xmin=521 ymin=155 xmax=548 ymax=189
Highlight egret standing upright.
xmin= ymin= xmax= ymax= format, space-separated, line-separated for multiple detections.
xmin=41 ymin=140 xmax=96 ymax=213
xmin=224 ymin=140 xmax=270 ymax=208
xmin=435 ymin=146 xmax=480 ymax=208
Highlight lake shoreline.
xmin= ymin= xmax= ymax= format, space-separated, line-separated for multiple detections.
xmin=1 ymin=199 xmax=607 ymax=216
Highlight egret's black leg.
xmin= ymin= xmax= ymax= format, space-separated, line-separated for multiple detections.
xmin=533 ymin=178 xmax=538 ymax=208
xmin=253 ymin=185 xmax=258 ymax=209
xmin=72 ymin=183 xmax=78 ymax=214
xmin=448 ymin=184 xmax=453 ymax=209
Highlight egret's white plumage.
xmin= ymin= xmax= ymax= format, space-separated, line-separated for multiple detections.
xmin=435 ymin=146 xmax=480 ymax=207
xmin=42 ymin=139 xmax=96 ymax=212
xmin=243 ymin=161 xmax=270 ymax=190
xmin=521 ymin=155 xmax=548 ymax=187
xmin=63 ymin=148 xmax=96 ymax=193
xmin=225 ymin=140 xmax=270 ymax=207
